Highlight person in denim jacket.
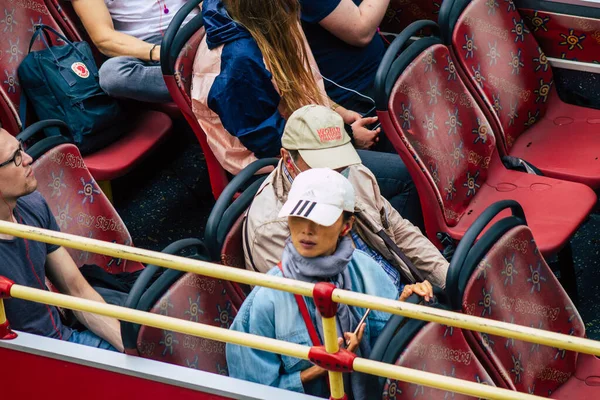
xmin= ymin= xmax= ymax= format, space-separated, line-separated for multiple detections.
xmin=227 ymin=168 xmax=433 ymax=399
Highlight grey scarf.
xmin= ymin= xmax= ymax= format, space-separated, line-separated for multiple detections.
xmin=281 ymin=236 xmax=369 ymax=400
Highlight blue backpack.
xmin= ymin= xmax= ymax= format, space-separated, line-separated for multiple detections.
xmin=18 ymin=24 xmax=125 ymax=154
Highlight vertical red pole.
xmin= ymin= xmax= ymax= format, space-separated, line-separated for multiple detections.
xmin=0 ymin=276 xmax=17 ymax=340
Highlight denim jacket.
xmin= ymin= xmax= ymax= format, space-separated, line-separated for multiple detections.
xmin=226 ymin=250 xmax=400 ymax=397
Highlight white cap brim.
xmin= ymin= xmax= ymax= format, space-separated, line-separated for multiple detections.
xmin=298 ymin=142 xmax=361 ymax=170
xmin=278 ymin=199 xmax=343 ymax=227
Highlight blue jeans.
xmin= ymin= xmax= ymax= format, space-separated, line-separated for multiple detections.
xmin=68 ymin=330 xmax=118 ymax=352
xmin=98 ymin=34 xmax=172 ymax=103
xmin=357 ymin=150 xmax=424 ymax=231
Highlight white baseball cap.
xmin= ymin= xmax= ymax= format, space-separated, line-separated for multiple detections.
xmin=282 ymin=105 xmax=361 ymax=169
xmin=278 ymin=168 xmax=355 ymax=227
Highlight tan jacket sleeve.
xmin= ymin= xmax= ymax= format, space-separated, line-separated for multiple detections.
xmin=383 ymin=197 xmax=449 ymax=289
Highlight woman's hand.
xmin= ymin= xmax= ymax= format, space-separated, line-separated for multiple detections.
xmin=334 ymin=105 xmax=361 ymax=125
xmin=399 ymin=280 xmax=434 ymax=302
xmin=338 ymin=322 xmax=366 ymax=353
xmin=351 ymin=116 xmax=380 ymax=149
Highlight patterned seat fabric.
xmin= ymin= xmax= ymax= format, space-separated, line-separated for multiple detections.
xmin=460 ymin=225 xmax=584 ymax=396
xmin=449 ymin=0 xmax=554 ymax=153
xmin=136 ymin=273 xmax=242 ymax=375
xmin=382 ymin=0 xmax=442 ymax=35
xmin=33 ymin=143 xmax=143 ymax=273
xmin=169 ymin=26 xmax=230 ymax=199
xmin=382 ymin=323 xmax=496 ymax=399
xmin=519 ymin=9 xmax=600 ymax=66
xmin=220 ymin=213 xmax=251 ymax=297
xmin=446 ymin=0 xmax=600 ymax=190
xmin=174 ymin=29 xmax=204 ymax=108
xmin=389 ymin=43 xmax=496 ymax=227
xmin=0 ymin=0 xmax=66 ymax=129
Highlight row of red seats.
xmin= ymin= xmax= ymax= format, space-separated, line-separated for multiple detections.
xmin=375 ymin=0 xmax=599 ymax=301
xmin=0 ymin=0 xmax=173 ymax=190
xmin=30 ymin=136 xmax=599 ymax=398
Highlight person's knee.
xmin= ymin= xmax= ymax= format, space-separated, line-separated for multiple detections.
xmin=98 ymin=57 xmax=131 ymax=97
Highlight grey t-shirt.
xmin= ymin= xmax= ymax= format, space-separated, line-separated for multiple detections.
xmin=0 ymin=192 xmax=71 ymax=340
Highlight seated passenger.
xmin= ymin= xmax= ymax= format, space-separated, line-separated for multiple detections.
xmin=70 ymin=0 xmax=198 ymax=102
xmin=244 ymin=105 xmax=447 ymax=288
xmin=191 ymin=0 xmax=381 ymax=175
xmin=0 ymin=130 xmax=123 ymax=351
xmin=299 ymin=0 xmax=389 ymax=116
xmin=228 ymin=168 xmax=433 ymax=398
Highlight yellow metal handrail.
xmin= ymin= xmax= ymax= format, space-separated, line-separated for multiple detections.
xmin=2 ymin=283 xmax=543 ymax=400
xmin=0 ymin=220 xmax=597 ymax=357
xmin=0 ymin=219 xmax=596 ymax=400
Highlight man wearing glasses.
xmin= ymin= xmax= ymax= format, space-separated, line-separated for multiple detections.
xmin=0 ymin=131 xmax=123 ymax=351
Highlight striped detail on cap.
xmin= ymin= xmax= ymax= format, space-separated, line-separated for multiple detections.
xmin=289 ymin=200 xmax=318 ymax=217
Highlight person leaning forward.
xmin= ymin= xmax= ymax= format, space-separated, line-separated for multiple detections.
xmin=243 ymin=105 xmax=448 ymax=290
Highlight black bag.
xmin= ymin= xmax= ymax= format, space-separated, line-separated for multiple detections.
xmin=18 ymin=24 xmax=125 ymax=154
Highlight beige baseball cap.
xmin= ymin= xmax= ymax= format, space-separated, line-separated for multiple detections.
xmin=282 ymin=105 xmax=361 ymax=169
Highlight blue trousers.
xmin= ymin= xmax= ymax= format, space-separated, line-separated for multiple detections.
xmin=98 ymin=35 xmax=172 ymax=103
xmin=68 ymin=330 xmax=118 ymax=352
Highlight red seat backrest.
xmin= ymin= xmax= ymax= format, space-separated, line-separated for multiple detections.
xmin=383 ymin=322 xmax=497 ymax=399
xmin=174 ymin=29 xmax=204 ymax=106
xmin=220 ymin=213 xmax=252 ymax=298
xmin=0 ymin=0 xmax=66 ymax=129
xmin=136 ymin=273 xmax=243 ymax=375
xmin=460 ymin=225 xmax=584 ymax=395
xmin=449 ymin=0 xmax=554 ymax=153
xmin=382 ymin=0 xmax=442 ymax=34
xmin=388 ymin=43 xmax=497 ymax=227
xmin=168 ymin=26 xmax=229 ymax=199
xmin=33 ymin=143 xmax=143 ymax=272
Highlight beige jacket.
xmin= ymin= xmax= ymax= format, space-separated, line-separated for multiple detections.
xmin=243 ymin=160 xmax=449 ymax=288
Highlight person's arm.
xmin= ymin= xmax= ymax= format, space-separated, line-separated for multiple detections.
xmin=208 ymin=54 xmax=285 ymax=158
xmin=312 ymin=0 xmax=391 ymax=47
xmin=384 ymin=196 xmax=449 ymax=289
xmin=71 ymin=0 xmax=160 ymax=61
xmin=226 ymin=294 xmax=306 ymax=392
xmin=45 ymin=247 xmax=124 ymax=352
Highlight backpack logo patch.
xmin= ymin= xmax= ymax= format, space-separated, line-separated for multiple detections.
xmin=71 ymin=62 xmax=90 ymax=79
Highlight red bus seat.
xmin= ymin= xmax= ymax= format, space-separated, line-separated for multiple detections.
xmin=374 ymin=24 xmax=596 ymax=257
xmin=447 ymin=200 xmax=600 ymax=397
xmin=382 ymin=0 xmax=442 ymax=35
xmin=378 ymin=309 xmax=500 ymax=399
xmin=32 ymin=142 xmax=144 ymax=273
xmin=1 ymin=0 xmax=172 ymax=183
xmin=135 ymin=272 xmax=242 ymax=375
xmin=161 ymin=0 xmax=230 ymax=199
xmin=439 ymin=0 xmax=600 ymax=189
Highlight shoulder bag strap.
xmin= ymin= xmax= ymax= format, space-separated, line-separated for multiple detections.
xmin=355 ymin=212 xmax=425 ymax=283
xmin=375 ymin=229 xmax=425 ymax=283
xmin=277 ymin=262 xmax=322 ymax=346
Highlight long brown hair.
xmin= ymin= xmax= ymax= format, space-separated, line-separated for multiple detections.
xmin=223 ymin=0 xmax=325 ymax=115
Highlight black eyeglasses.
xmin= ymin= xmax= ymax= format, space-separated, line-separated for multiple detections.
xmin=0 ymin=142 xmax=23 ymax=168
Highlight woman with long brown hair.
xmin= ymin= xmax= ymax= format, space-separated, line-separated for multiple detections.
xmin=192 ymin=0 xmax=422 ymax=231
xmin=191 ymin=0 xmax=380 ymax=175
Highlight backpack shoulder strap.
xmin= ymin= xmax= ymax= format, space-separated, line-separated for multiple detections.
xmin=277 ymin=262 xmax=322 ymax=346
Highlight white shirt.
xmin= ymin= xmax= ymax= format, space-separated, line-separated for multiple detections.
xmin=104 ymin=0 xmax=198 ymax=41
